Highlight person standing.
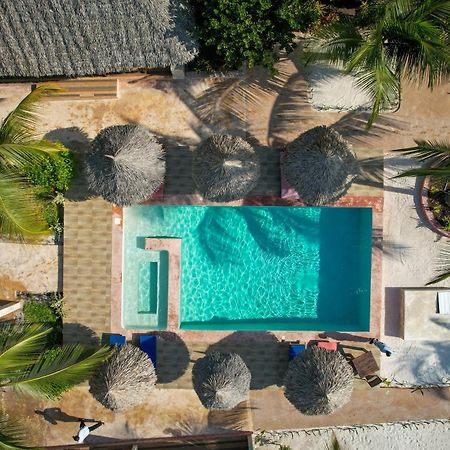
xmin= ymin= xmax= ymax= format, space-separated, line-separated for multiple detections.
xmin=369 ymin=338 xmax=393 ymax=357
xmin=73 ymin=419 xmax=104 ymax=443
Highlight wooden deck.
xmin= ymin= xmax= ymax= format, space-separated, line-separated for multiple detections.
xmin=34 ymin=78 xmax=118 ymax=100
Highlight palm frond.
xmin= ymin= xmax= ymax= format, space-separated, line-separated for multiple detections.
xmin=0 ymin=410 xmax=40 ymax=450
xmin=10 ymin=345 xmax=112 ymax=400
xmin=393 ymin=140 xmax=450 ymax=160
xmin=427 ymin=240 xmax=450 ymax=285
xmin=0 ymin=141 xmax=65 ymax=169
xmin=303 ymin=18 xmax=363 ymax=65
xmin=0 ymin=324 xmax=51 ymax=381
xmin=353 ymin=64 xmax=398 ymax=128
xmin=0 ymin=86 xmax=60 ymax=144
xmin=0 ymin=172 xmax=50 ymax=241
xmin=394 ymin=140 xmax=450 ymax=177
xmin=395 ymin=166 xmax=450 ymax=178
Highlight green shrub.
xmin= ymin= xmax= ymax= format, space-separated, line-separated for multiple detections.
xmin=23 ymin=150 xmax=75 ymax=194
xmin=278 ymin=0 xmax=323 ymax=31
xmin=191 ymin=0 xmax=323 ymax=74
xmin=22 ymin=294 xmax=64 ymax=346
xmin=23 ymin=300 xmax=58 ymax=324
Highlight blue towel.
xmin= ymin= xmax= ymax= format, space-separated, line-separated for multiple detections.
xmin=139 ymin=335 xmax=157 ymax=367
xmin=109 ymin=334 xmax=125 ymax=345
xmin=289 ymin=343 xmax=305 ymax=361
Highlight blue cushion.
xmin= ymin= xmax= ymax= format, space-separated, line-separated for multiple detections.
xmin=289 ymin=343 xmax=305 ymax=361
xmin=109 ymin=334 xmax=126 ymax=345
xmin=139 ymin=335 xmax=157 ymax=367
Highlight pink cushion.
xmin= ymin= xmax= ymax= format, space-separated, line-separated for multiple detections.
xmin=318 ymin=341 xmax=338 ymax=351
xmin=152 ymin=184 xmax=164 ymax=199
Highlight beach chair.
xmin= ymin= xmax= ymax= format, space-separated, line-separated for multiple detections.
xmin=317 ymin=341 xmax=338 ymax=351
xmin=437 ymin=291 xmax=450 ymax=314
xmin=139 ymin=335 xmax=157 ymax=367
xmin=108 ymin=334 xmax=125 ymax=345
xmin=288 ymin=343 xmax=305 ymax=361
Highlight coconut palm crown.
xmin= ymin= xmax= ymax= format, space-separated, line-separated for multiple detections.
xmin=282 ymin=126 xmax=358 ymax=206
xmin=85 ymin=124 xmax=165 ymax=207
xmin=305 ymin=0 xmax=450 ymax=127
xmin=192 ymin=351 xmax=251 ymax=410
xmin=0 ymin=323 xmax=111 ymax=449
xmin=0 ymin=86 xmax=67 ymax=240
xmin=284 ymin=346 xmax=353 ymax=415
xmin=89 ymin=343 xmax=157 ymax=411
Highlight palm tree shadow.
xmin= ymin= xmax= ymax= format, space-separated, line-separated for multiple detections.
xmin=354 ymin=156 xmax=384 ymax=189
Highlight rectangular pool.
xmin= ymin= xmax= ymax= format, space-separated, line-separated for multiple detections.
xmin=122 ymin=206 xmax=372 ymax=331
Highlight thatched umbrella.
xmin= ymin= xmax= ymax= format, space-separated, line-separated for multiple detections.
xmin=192 ymin=351 xmax=251 ymax=410
xmin=192 ymin=134 xmax=260 ymax=202
xmin=284 ymin=346 xmax=353 ymax=415
xmin=85 ymin=124 xmax=165 ymax=206
xmin=282 ymin=126 xmax=359 ymax=205
xmin=89 ymin=343 xmax=157 ymax=411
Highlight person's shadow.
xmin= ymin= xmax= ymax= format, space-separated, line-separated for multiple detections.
xmin=35 ymin=408 xmax=96 ymax=425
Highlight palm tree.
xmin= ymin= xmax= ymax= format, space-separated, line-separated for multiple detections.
xmin=0 ymin=323 xmax=111 ymax=449
xmin=305 ymin=0 xmax=450 ymax=127
xmin=0 ymin=86 xmax=66 ymax=240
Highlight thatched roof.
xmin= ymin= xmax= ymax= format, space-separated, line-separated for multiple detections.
xmin=282 ymin=126 xmax=359 ymax=205
xmin=284 ymin=346 xmax=353 ymax=415
xmin=192 ymin=135 xmax=260 ymax=202
xmin=89 ymin=343 xmax=157 ymax=411
xmin=0 ymin=0 xmax=198 ymax=79
xmin=85 ymin=124 xmax=165 ymax=206
xmin=192 ymin=351 xmax=251 ymax=410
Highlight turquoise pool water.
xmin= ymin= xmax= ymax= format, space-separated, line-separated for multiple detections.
xmin=122 ymin=206 xmax=372 ymax=331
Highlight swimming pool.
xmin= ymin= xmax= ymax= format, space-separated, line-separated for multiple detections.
xmin=122 ymin=206 xmax=372 ymax=331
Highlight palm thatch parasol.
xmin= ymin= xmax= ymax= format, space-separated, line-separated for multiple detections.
xmin=89 ymin=343 xmax=157 ymax=411
xmin=284 ymin=346 xmax=353 ymax=415
xmin=192 ymin=134 xmax=260 ymax=202
xmin=192 ymin=351 xmax=251 ymax=410
xmin=85 ymin=124 xmax=165 ymax=206
xmin=282 ymin=126 xmax=359 ymax=205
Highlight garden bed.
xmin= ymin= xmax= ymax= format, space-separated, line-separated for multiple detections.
xmin=420 ymin=176 xmax=450 ymax=238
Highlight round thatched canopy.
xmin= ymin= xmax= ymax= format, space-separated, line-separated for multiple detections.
xmin=89 ymin=343 xmax=157 ymax=411
xmin=192 ymin=134 xmax=260 ymax=202
xmin=192 ymin=351 xmax=251 ymax=410
xmin=284 ymin=346 xmax=353 ymax=415
xmin=282 ymin=126 xmax=358 ymax=205
xmin=85 ymin=124 xmax=165 ymax=206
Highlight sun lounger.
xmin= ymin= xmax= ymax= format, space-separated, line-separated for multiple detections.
xmin=438 ymin=291 xmax=450 ymax=314
xmin=288 ymin=343 xmax=305 ymax=361
xmin=108 ymin=334 xmax=125 ymax=345
xmin=139 ymin=335 xmax=157 ymax=367
xmin=317 ymin=341 xmax=338 ymax=351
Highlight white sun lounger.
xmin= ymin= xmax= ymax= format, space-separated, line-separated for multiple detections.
xmin=437 ymin=291 xmax=450 ymax=314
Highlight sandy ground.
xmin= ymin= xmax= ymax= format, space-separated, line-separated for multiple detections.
xmin=381 ymin=155 xmax=450 ymax=386
xmin=0 ymin=243 xmax=60 ymax=299
xmin=254 ymin=420 xmax=450 ymax=450
xmin=303 ymin=62 xmax=373 ymax=111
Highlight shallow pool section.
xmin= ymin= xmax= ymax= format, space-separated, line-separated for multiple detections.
xmin=122 ymin=206 xmax=372 ymax=331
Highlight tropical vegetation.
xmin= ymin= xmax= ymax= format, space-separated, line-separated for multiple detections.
xmin=0 ymin=323 xmax=111 ymax=449
xmin=0 ymin=86 xmax=72 ymax=241
xmin=305 ymin=0 xmax=450 ymax=127
xmin=191 ymin=0 xmax=324 ymax=74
